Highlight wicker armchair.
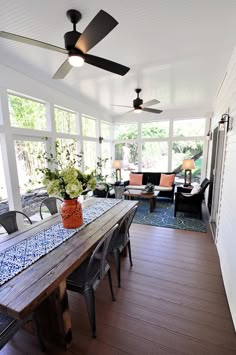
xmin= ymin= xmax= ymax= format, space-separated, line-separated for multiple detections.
xmin=174 ymin=178 xmax=210 ymax=219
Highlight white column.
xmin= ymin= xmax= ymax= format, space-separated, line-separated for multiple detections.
xmin=138 ymin=122 xmax=142 ymax=171
xmin=0 ymin=88 xmax=22 ymax=211
xmin=78 ymin=113 xmax=84 ymax=171
xmin=168 ymin=119 xmax=173 ymax=171
xmin=45 ymin=102 xmax=57 ymax=169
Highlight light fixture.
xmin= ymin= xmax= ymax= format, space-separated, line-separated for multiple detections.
xmin=68 ymin=54 xmax=84 ymax=67
xmin=134 ymin=106 xmax=142 ymax=113
xmin=181 ymin=159 xmax=195 ymax=187
xmin=207 ymin=130 xmax=212 ymax=140
xmin=218 ymin=113 xmax=230 ymax=132
xmin=112 ymin=160 xmax=122 ymax=181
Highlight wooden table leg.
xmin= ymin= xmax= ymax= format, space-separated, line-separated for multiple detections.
xmin=35 ymin=280 xmax=72 ymax=349
xmin=150 ymin=198 xmax=153 ymax=213
xmin=150 ymin=197 xmax=156 ymax=213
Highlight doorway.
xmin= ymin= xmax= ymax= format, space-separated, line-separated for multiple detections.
xmin=209 ymin=126 xmax=226 ymax=240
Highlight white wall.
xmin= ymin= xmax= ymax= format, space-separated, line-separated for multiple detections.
xmin=0 ymin=63 xmax=111 ymax=122
xmin=208 ymin=48 xmax=236 ymax=330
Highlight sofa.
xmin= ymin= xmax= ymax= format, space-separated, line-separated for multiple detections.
xmin=125 ymin=172 xmax=176 ymax=202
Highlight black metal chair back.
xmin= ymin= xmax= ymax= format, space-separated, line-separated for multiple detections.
xmin=109 ymin=205 xmax=138 ymax=252
xmin=39 ymin=197 xmax=63 ymax=219
xmin=85 ymin=223 xmax=118 ymax=285
xmin=122 ymin=205 xmax=138 ymax=245
xmin=0 ymin=211 xmax=32 ymax=235
xmin=200 ymin=178 xmax=211 ymax=194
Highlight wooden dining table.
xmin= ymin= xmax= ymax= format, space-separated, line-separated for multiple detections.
xmin=0 ymin=198 xmax=137 ymax=348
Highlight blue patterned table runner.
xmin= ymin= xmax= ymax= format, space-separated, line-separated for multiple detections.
xmin=0 ymin=199 xmax=121 ymax=286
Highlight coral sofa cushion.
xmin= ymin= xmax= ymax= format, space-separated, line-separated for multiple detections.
xmin=160 ymin=174 xmax=175 ymax=187
xmin=129 ymin=174 xmax=143 ymax=186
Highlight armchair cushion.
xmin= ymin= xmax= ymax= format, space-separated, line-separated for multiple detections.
xmin=190 ymin=185 xmax=201 ymax=194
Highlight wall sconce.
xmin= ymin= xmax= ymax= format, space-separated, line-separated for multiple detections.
xmin=218 ymin=113 xmax=233 ymax=132
xmin=207 ymin=130 xmax=212 ymax=140
xmin=99 ymin=136 xmax=103 ymax=144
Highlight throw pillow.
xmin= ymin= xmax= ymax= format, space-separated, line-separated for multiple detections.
xmin=129 ymin=174 xmax=143 ymax=186
xmin=190 ymin=184 xmax=201 ymax=194
xmin=160 ymin=174 xmax=175 ymax=187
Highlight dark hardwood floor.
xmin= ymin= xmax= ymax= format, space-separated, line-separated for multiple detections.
xmin=1 ymin=223 xmax=236 ymax=354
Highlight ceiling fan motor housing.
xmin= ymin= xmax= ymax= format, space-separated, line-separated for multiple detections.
xmin=64 ymin=31 xmax=81 ymax=51
xmin=133 ymin=97 xmax=143 ymax=108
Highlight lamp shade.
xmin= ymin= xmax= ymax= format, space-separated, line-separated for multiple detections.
xmin=182 ymin=159 xmax=195 ymax=170
xmin=112 ymin=160 xmax=122 ymax=169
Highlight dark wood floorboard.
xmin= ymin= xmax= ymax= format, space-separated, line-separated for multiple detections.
xmin=1 ymin=222 xmax=236 ymax=355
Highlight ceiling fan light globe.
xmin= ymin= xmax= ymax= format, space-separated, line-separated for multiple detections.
xmin=134 ymin=106 xmax=142 ymax=113
xmin=68 ymin=55 xmax=84 ymax=67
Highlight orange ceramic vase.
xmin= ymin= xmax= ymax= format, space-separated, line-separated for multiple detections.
xmin=61 ymin=199 xmax=83 ymax=229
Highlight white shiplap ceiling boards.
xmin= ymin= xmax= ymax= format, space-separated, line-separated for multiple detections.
xmin=0 ymin=0 xmax=236 ymax=122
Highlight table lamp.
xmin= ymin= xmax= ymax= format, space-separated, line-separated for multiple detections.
xmin=182 ymin=159 xmax=195 ymax=187
xmin=112 ymin=160 xmax=122 ymax=181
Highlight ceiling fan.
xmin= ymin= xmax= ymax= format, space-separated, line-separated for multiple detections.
xmin=113 ymin=88 xmax=163 ymax=114
xmin=0 ymin=9 xmax=130 ymax=79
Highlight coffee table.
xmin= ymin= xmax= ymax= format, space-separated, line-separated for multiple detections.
xmin=123 ymin=189 xmax=159 ymax=213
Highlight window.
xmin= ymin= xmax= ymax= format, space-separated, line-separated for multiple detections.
xmin=172 ymin=140 xmax=204 ymax=183
xmin=114 ymin=124 xmax=138 ymax=140
xmin=8 ymin=94 xmax=46 ymax=130
xmin=56 ymin=139 xmax=79 ymax=168
xmin=101 ymin=142 xmax=111 ymax=160
xmin=54 ymin=107 xmax=77 ymax=134
xmin=173 ymin=118 xmax=205 ymax=137
xmin=115 ymin=142 xmax=138 ymax=180
xmin=82 ymin=115 xmax=96 ymax=137
xmin=14 ymin=140 xmax=46 ymax=194
xmin=83 ymin=141 xmax=97 ymax=173
xmin=101 ymin=121 xmax=111 ymax=139
xmin=101 ymin=142 xmax=112 ymax=180
xmin=141 ymin=121 xmax=169 ymax=138
xmin=142 ymin=142 xmax=168 ymax=171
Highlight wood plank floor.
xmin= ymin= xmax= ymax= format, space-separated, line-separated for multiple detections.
xmin=1 ymin=223 xmax=236 ymax=354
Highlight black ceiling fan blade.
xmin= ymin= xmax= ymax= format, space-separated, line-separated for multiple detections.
xmin=0 ymin=31 xmax=67 ymax=54
xmin=85 ymin=54 xmax=130 ymax=76
xmin=75 ymin=10 xmax=118 ymax=53
xmin=53 ymin=59 xmax=72 ymax=79
xmin=143 ymin=99 xmax=160 ymax=108
xmin=112 ymin=104 xmax=133 ymax=108
xmin=142 ymin=108 xmax=163 ymax=114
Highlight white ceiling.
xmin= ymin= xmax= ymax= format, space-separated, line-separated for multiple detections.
xmin=0 ymin=0 xmax=236 ymax=121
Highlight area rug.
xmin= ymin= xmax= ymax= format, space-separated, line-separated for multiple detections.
xmin=133 ymin=199 xmax=207 ymax=233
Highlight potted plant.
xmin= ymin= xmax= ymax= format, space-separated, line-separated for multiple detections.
xmin=37 ymin=140 xmax=96 ymax=228
xmin=93 ymin=157 xmax=113 ymax=198
xmin=144 ymin=183 xmax=155 ymax=194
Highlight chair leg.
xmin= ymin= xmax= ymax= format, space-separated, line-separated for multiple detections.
xmin=84 ymin=286 xmax=96 ymax=338
xmin=107 ymin=269 xmax=116 ymax=301
xmin=127 ymin=240 xmax=133 ymax=267
xmin=113 ymin=249 xmax=121 ymax=288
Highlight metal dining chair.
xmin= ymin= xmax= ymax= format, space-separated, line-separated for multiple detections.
xmin=39 ymin=197 xmax=63 ymax=219
xmin=0 ymin=313 xmax=44 ymax=351
xmin=0 ymin=212 xmax=45 ymax=351
xmin=0 ymin=211 xmax=32 ymax=235
xmin=109 ymin=205 xmax=138 ymax=288
xmin=66 ymin=224 xmax=118 ymax=338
